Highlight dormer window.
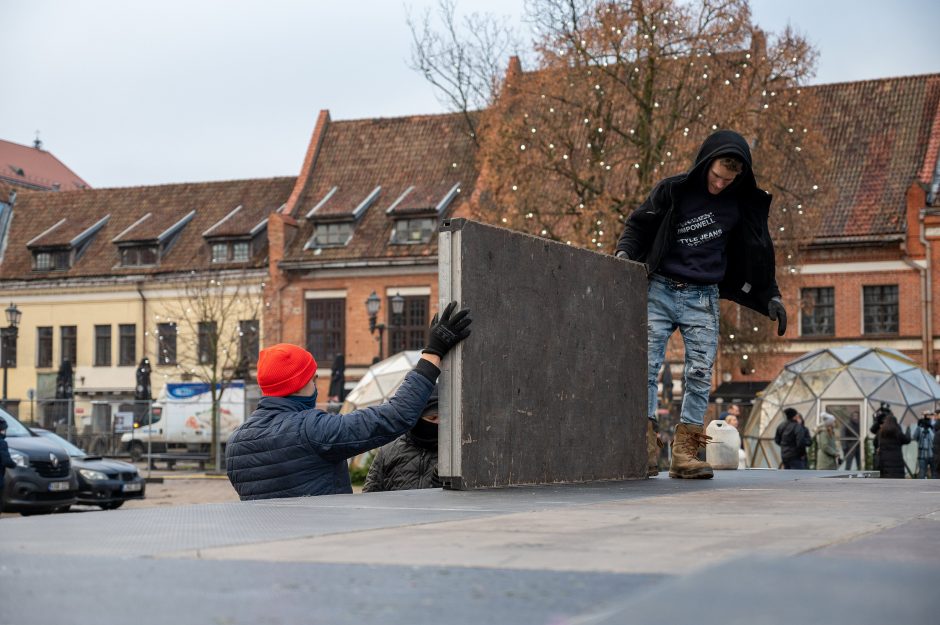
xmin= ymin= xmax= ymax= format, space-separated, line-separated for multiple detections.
xmin=112 ymin=210 xmax=194 ymax=268
xmin=210 ymin=239 xmax=251 ymax=263
xmin=311 ymin=222 xmax=354 ymax=248
xmin=391 ymin=217 xmax=435 ymax=245
xmin=28 ymin=214 xmax=110 ymax=272
xmin=120 ymin=244 xmax=159 ymax=267
xmin=33 ymin=249 xmax=70 ymax=271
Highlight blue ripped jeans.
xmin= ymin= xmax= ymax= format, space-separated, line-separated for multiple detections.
xmin=647 ymin=274 xmax=720 ymax=426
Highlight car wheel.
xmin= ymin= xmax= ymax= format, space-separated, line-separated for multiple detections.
xmin=99 ymin=501 xmax=124 ymax=510
xmin=128 ymin=441 xmax=145 ymax=462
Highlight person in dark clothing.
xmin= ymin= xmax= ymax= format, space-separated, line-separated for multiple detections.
xmin=933 ymin=419 xmax=940 ymax=479
xmin=226 ymin=302 xmax=471 ymax=500
xmin=328 ymin=354 xmax=346 ymax=403
xmin=911 ymin=413 xmax=935 ymax=478
xmin=363 ymin=385 xmax=440 ymax=492
xmin=870 ymin=403 xmax=893 ymax=471
xmin=1 ymin=418 xmax=19 ymax=517
xmin=775 ymin=407 xmax=812 ymax=469
xmin=616 ymin=130 xmax=787 ymax=479
xmin=876 ymin=414 xmax=911 ymax=479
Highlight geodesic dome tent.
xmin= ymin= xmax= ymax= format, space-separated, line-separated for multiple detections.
xmin=340 ymin=351 xmax=422 ymax=413
xmin=743 ymin=346 xmax=940 ymax=469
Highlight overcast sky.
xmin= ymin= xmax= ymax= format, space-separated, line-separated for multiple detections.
xmin=3 ymin=0 xmax=939 ymax=189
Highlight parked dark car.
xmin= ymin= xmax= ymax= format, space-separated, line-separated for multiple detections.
xmin=1 ymin=410 xmax=77 ymax=515
xmin=33 ymin=428 xmax=145 ymax=510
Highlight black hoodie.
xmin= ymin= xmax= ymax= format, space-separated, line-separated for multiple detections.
xmin=616 ymin=130 xmax=780 ymax=316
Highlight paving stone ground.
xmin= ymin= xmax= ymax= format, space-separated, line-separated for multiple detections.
xmin=2 ymin=470 xmax=938 ymax=625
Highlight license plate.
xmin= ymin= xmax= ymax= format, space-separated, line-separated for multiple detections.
xmin=123 ymin=482 xmax=142 ymax=492
xmin=48 ymin=481 xmax=70 ymax=492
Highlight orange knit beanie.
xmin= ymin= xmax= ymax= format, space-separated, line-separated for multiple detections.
xmin=257 ymin=344 xmax=318 ymax=397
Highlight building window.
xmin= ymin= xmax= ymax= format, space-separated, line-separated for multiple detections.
xmin=391 ymin=218 xmax=435 ymax=245
xmin=389 ymin=296 xmax=429 ymax=354
xmin=211 ymin=243 xmax=228 ymax=263
xmin=157 ymin=322 xmax=177 ymax=365
xmin=863 ymin=285 xmax=899 ymax=335
xmin=800 ymin=287 xmax=835 ymax=337
xmin=119 ymin=324 xmax=136 ymax=366
xmin=306 ymin=298 xmax=345 ymax=364
xmin=33 ymin=249 xmax=70 ymax=271
xmin=198 ymin=321 xmax=217 ymax=365
xmin=60 ymin=326 xmax=77 ymax=366
xmin=239 ymin=319 xmax=260 ymax=366
xmin=1 ymin=327 xmax=17 ymax=368
xmin=210 ymin=240 xmax=251 ymax=263
xmin=311 ymin=222 xmax=354 ymax=247
xmin=94 ymin=325 xmax=112 ymax=366
xmin=37 ymin=327 xmax=53 ymax=368
xmin=232 ymin=241 xmax=249 ymax=262
xmin=120 ymin=245 xmax=159 ymax=267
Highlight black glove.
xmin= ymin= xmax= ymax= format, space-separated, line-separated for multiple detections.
xmin=768 ymin=297 xmax=787 ymax=336
xmin=422 ymin=301 xmax=472 ymax=358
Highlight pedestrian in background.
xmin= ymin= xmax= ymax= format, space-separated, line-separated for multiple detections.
xmin=719 ymin=403 xmax=741 ymax=422
xmin=876 ymin=414 xmax=911 ymax=479
xmin=775 ymin=408 xmax=811 ymax=469
xmin=363 ymin=385 xmax=440 ymax=492
xmin=911 ymin=412 xmax=935 ymax=479
xmin=1 ymin=418 xmax=18 ymax=518
xmin=933 ymin=418 xmax=940 ymax=478
xmin=815 ymin=412 xmax=841 ymax=470
xmin=328 ymin=353 xmax=346 ymax=404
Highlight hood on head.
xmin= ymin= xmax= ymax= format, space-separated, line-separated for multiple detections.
xmin=689 ymin=129 xmax=757 ymax=193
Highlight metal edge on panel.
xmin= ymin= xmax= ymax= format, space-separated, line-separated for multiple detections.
xmin=437 ymin=224 xmax=463 ymax=486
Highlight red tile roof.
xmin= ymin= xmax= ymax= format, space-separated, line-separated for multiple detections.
xmin=281 ymin=112 xmax=478 ymax=264
xmin=0 ymin=139 xmax=90 ymax=191
xmin=0 ymin=177 xmax=294 ymax=280
xmin=807 ymin=73 xmax=940 ymax=238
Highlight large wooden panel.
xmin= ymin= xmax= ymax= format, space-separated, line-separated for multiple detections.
xmin=438 ymin=219 xmax=647 ymax=489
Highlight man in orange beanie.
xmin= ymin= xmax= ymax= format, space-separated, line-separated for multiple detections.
xmin=226 ymin=301 xmax=471 ymax=499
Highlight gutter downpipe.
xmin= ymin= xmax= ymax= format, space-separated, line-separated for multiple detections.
xmin=919 ymin=209 xmax=933 ymax=373
xmin=902 ymin=236 xmax=929 ymax=371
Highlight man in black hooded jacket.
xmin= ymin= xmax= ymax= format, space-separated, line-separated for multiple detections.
xmin=616 ymin=130 xmax=787 ymax=479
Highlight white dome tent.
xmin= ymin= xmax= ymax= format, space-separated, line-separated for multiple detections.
xmin=743 ymin=346 xmax=940 ymax=470
xmin=340 ymin=350 xmax=422 ymax=413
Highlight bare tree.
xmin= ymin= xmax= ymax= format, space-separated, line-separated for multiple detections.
xmin=407 ymin=0 xmax=525 ymax=141
xmin=410 ymin=0 xmax=830 ymax=375
xmin=153 ymin=269 xmax=263 ymax=470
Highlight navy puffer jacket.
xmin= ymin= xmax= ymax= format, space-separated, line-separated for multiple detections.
xmin=226 ymin=363 xmax=436 ymax=500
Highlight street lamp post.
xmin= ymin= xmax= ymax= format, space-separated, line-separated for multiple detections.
xmin=365 ymin=291 xmax=385 ymax=361
xmin=365 ymin=291 xmax=407 ymax=362
xmin=2 ymin=302 xmax=22 ymax=406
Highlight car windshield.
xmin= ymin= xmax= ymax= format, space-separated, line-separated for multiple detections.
xmin=36 ymin=430 xmax=87 ymax=457
xmin=0 ymin=409 xmax=33 ymax=438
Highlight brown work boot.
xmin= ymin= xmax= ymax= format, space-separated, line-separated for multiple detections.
xmin=669 ymin=423 xmax=714 ymax=479
xmin=647 ymin=420 xmax=664 ymax=477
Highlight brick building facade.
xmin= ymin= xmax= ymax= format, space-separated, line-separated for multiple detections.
xmin=264 ymin=110 xmax=478 ymax=399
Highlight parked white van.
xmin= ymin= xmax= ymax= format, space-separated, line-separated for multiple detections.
xmin=121 ymin=382 xmax=245 ymax=460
